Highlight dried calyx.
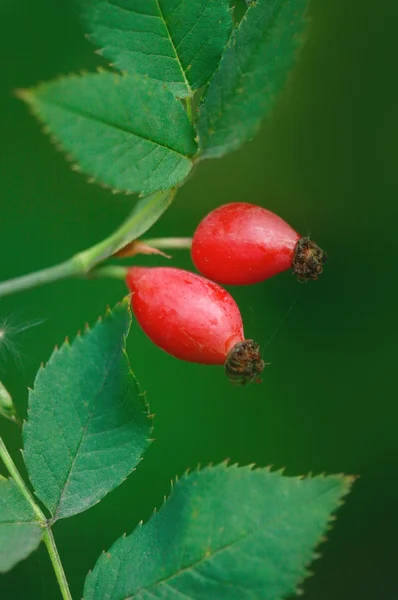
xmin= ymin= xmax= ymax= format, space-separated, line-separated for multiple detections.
xmin=292 ymin=237 xmax=327 ymax=281
xmin=224 ymin=340 xmax=265 ymax=385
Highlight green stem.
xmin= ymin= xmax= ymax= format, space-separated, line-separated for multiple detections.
xmin=0 ymin=259 xmax=81 ymax=300
xmin=0 ymin=437 xmax=44 ymax=520
xmin=0 ymin=190 xmax=175 ymax=300
xmin=76 ymin=189 xmax=176 ymax=271
xmin=42 ymin=527 xmax=73 ymax=600
xmin=0 ymin=437 xmax=72 ymax=600
xmin=143 ymin=237 xmax=192 ymax=250
xmin=89 ymin=265 xmax=128 ymax=280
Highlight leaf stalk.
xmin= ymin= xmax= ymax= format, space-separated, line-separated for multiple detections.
xmin=0 ymin=437 xmax=44 ymax=521
xmin=0 ymin=437 xmax=73 ymax=600
xmin=42 ymin=527 xmax=73 ymax=600
xmin=0 ymin=190 xmax=190 ymax=299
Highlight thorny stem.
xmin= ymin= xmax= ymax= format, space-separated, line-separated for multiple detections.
xmin=0 ymin=438 xmax=72 ymax=600
xmin=0 ymin=191 xmax=193 ymax=300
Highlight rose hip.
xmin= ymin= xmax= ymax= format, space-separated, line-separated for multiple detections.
xmin=191 ymin=202 xmax=327 ymax=285
xmin=126 ymin=266 xmax=264 ymax=385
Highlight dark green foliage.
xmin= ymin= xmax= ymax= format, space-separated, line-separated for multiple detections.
xmin=23 ymin=299 xmax=151 ymax=520
xmin=84 ymin=464 xmax=352 ymax=599
xmin=80 ymin=0 xmax=233 ymax=98
xmin=0 ymin=477 xmax=42 ymax=573
xmin=19 ymin=72 xmax=197 ymax=196
xmin=198 ymin=0 xmax=309 ymax=158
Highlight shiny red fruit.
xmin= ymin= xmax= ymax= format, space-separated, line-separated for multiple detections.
xmin=192 ymin=203 xmax=327 ymax=285
xmin=126 ymin=267 xmax=264 ymax=384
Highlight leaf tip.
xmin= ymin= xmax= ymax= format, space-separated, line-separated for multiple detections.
xmin=13 ymin=88 xmax=31 ymax=103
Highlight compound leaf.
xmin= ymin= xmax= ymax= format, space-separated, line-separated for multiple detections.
xmin=84 ymin=464 xmax=352 ymax=600
xmin=80 ymin=0 xmax=233 ymax=98
xmin=19 ymin=71 xmax=197 ymax=196
xmin=0 ymin=477 xmax=43 ymax=573
xmin=198 ymin=0 xmax=309 ymax=158
xmin=23 ymin=299 xmax=151 ymax=520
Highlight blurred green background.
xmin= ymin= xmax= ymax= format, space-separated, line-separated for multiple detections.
xmin=1 ymin=0 xmax=397 ymax=598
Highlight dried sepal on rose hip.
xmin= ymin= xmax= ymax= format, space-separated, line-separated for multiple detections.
xmin=191 ymin=202 xmax=327 ymax=285
xmin=125 ymin=267 xmax=265 ymax=385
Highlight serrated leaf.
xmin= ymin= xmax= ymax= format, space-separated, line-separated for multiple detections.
xmin=0 ymin=381 xmax=18 ymax=423
xmin=23 ymin=299 xmax=151 ymax=521
xmin=0 ymin=476 xmax=43 ymax=573
xmin=198 ymin=0 xmax=309 ymax=158
xmin=19 ymin=72 xmax=197 ymax=195
xmin=84 ymin=464 xmax=352 ymax=600
xmin=80 ymin=0 xmax=233 ymax=99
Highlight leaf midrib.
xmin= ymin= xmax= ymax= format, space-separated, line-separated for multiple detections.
xmin=52 ymin=344 xmax=120 ymax=520
xmin=125 ymin=481 xmax=342 ymax=598
xmin=203 ymin=0 xmax=285 ymax=127
xmin=0 ymin=521 xmax=42 ymax=526
xmin=155 ymin=0 xmax=192 ymax=95
xmin=35 ymin=96 xmax=194 ymax=158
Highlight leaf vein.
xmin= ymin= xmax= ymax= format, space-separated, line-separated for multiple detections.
xmin=38 ymin=97 xmax=192 ymax=158
xmin=107 ymin=0 xmax=158 ymax=19
xmin=155 ymin=0 xmax=191 ymax=94
xmin=128 ymin=481 xmax=342 ymax=596
xmin=52 ymin=347 xmax=120 ymax=519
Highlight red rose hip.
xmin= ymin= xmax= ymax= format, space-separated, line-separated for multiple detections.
xmin=126 ymin=266 xmax=265 ymax=384
xmin=191 ymin=202 xmax=327 ymax=285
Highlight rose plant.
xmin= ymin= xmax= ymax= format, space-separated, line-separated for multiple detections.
xmin=0 ymin=1 xmax=353 ymax=599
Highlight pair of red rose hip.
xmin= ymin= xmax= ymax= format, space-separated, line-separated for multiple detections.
xmin=126 ymin=203 xmax=327 ymax=385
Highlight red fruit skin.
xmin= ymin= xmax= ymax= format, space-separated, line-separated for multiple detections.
xmin=192 ymin=203 xmax=301 ymax=285
xmin=126 ymin=267 xmax=245 ymax=365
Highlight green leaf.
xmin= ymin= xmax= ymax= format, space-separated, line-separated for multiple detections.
xmin=19 ymin=71 xmax=197 ymax=196
xmin=0 ymin=476 xmax=43 ymax=573
xmin=198 ymin=0 xmax=309 ymax=158
xmin=23 ymin=298 xmax=151 ymax=521
xmin=0 ymin=381 xmax=18 ymax=423
xmin=80 ymin=0 xmax=233 ymax=99
xmin=84 ymin=464 xmax=352 ymax=600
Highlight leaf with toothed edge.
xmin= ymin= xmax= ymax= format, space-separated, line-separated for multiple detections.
xmin=0 ymin=476 xmax=43 ymax=573
xmin=18 ymin=71 xmax=197 ymax=196
xmin=23 ymin=298 xmax=151 ymax=520
xmin=198 ymin=0 xmax=310 ymax=159
xmin=83 ymin=463 xmax=353 ymax=599
xmin=79 ymin=0 xmax=233 ymax=99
